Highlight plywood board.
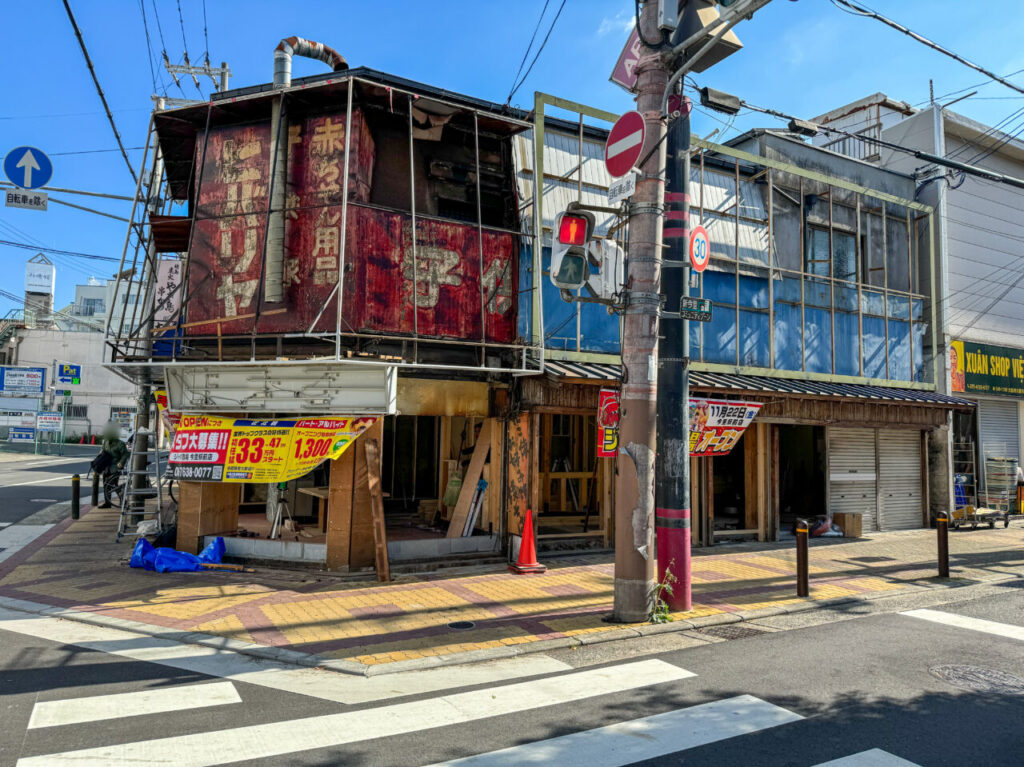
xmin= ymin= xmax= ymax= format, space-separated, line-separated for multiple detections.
xmin=176 ymin=482 xmax=239 ymax=554
xmin=326 ymin=439 xmax=357 ymax=571
xmin=447 ymin=418 xmax=493 ymax=537
xmin=349 ymin=419 xmax=383 ymax=567
xmin=364 ymin=438 xmax=390 ymax=582
xmin=506 ymin=414 xmax=530 ymax=537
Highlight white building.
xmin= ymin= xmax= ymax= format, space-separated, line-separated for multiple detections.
xmin=1 ymin=329 xmax=138 ymax=439
xmin=813 ymin=95 xmax=1024 ymax=508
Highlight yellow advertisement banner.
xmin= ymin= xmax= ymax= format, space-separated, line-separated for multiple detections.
xmin=168 ymin=415 xmax=378 ymax=483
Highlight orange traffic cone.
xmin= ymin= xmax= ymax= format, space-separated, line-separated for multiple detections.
xmin=79 ymin=435 xmax=85 ymax=444
xmin=509 ymin=509 xmax=546 ymax=575
xmin=90 ymin=435 xmax=96 ymax=445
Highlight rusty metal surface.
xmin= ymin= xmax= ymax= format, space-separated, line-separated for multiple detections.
xmin=182 ymin=110 xmax=517 ymax=343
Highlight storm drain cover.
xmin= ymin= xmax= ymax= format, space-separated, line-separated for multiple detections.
xmin=930 ymin=665 xmax=1024 ymax=695
xmin=447 ymin=621 xmax=476 ymax=631
xmin=698 ymin=624 xmax=768 ymax=641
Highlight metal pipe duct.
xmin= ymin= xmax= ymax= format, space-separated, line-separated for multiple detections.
xmin=266 ymin=38 xmax=348 ymax=303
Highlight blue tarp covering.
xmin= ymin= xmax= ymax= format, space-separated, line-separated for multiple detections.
xmin=130 ymin=536 xmax=226 ymax=573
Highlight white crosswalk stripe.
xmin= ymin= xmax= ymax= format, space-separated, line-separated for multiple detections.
xmin=425 ymin=694 xmax=803 ymax=766
xmin=16 ymin=659 xmax=694 ymax=766
xmin=815 ymin=749 xmax=922 ymax=766
xmin=28 ymin=681 xmax=242 ymax=729
xmin=901 ymin=608 xmax=1024 ymax=641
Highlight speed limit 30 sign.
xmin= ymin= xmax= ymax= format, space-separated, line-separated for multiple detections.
xmin=689 ymin=225 xmax=710 ymax=272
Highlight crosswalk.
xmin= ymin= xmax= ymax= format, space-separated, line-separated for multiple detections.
xmin=13 ymin=657 xmax=922 ymax=767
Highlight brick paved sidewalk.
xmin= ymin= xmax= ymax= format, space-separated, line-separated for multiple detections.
xmin=1 ymin=507 xmax=1021 ymax=668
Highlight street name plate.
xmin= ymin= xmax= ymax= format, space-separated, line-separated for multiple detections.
xmin=608 ymin=172 xmax=637 ymax=205
xmin=5 ymin=190 xmax=47 ymax=211
xmin=680 ymin=296 xmax=712 ymax=322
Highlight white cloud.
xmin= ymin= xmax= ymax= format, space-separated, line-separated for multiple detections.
xmin=597 ymin=11 xmax=635 ymax=38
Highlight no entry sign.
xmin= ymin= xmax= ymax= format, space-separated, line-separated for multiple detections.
xmin=689 ymin=225 xmax=710 ymax=272
xmin=605 ymin=111 xmax=646 ymax=178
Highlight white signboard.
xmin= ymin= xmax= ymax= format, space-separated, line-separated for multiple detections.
xmin=25 ymin=262 xmax=55 ymax=294
xmin=0 ymin=366 xmax=46 ymax=395
xmin=5 ymin=190 xmax=47 ymax=211
xmin=36 ymin=410 xmax=63 ymax=433
xmin=154 ymin=259 xmax=183 ymax=322
xmin=0 ymin=410 xmax=36 ymax=427
xmin=608 ymin=172 xmax=637 ymax=206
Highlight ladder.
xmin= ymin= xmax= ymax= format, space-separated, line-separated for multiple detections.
xmin=116 ymin=428 xmax=165 ymax=542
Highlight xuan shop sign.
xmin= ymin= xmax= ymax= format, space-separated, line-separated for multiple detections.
xmin=950 ymin=339 xmax=1024 ymax=398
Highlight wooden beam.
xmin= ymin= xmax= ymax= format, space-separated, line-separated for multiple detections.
xmin=364 ymin=438 xmax=390 ymax=582
xmin=326 ymin=437 xmax=357 ymax=571
xmin=447 ymin=418 xmax=493 ymax=538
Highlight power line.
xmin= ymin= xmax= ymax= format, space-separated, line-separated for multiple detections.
xmin=914 ymin=67 xmax=1024 ymax=108
xmin=830 ymin=0 xmax=1024 ymax=98
xmin=49 ymin=147 xmax=145 ymax=157
xmin=201 ymin=0 xmax=211 ymax=65
xmin=137 ymin=0 xmax=158 ymax=93
xmin=0 ymin=239 xmax=120 ymax=263
xmin=506 ymin=0 xmax=550 ymax=105
xmin=61 ymin=0 xmax=139 ymax=186
xmin=506 ymin=0 xmax=567 ymax=105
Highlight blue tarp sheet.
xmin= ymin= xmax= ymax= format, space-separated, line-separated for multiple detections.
xmin=130 ymin=537 xmax=226 ymax=573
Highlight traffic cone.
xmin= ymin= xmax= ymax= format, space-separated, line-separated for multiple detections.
xmin=79 ymin=435 xmax=85 ymax=444
xmin=509 ymin=509 xmax=546 ymax=575
xmin=90 ymin=435 xmax=96 ymax=445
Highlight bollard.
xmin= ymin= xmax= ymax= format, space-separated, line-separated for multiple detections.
xmin=91 ymin=472 xmax=100 ymax=507
xmin=796 ymin=518 xmax=810 ymax=597
xmin=71 ymin=474 xmax=80 ymax=520
xmin=936 ymin=512 xmax=949 ymax=578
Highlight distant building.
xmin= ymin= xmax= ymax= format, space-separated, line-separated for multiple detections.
xmin=24 ymin=254 xmax=55 ymax=329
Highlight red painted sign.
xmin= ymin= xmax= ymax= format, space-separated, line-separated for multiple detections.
xmin=183 ymin=112 xmax=517 ymax=344
xmin=605 ymin=111 xmax=646 ymax=179
xmin=609 ymin=28 xmax=642 ymax=93
xmin=597 ymin=388 xmax=620 ymax=457
xmin=689 ymin=224 xmax=710 ymax=272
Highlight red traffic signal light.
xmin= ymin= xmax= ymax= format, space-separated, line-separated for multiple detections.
xmin=558 ymin=214 xmax=591 ymax=246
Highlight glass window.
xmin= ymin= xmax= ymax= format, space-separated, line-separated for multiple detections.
xmin=861 ymin=289 xmax=885 ymax=316
xmin=833 ymin=231 xmax=857 ymax=282
xmin=771 ymin=187 xmax=801 ymax=271
xmin=835 ymin=311 xmax=860 ymax=376
xmin=834 ymin=284 xmax=858 ymax=313
xmin=887 ymin=294 xmax=910 ymax=320
xmin=804 ymin=306 xmax=832 ymax=374
xmin=861 ymin=210 xmax=885 ymax=287
xmin=913 ymin=320 xmax=927 ymax=382
xmin=887 ymin=319 xmax=911 ymax=380
xmin=805 ymin=227 xmax=830 ymax=276
xmin=804 ymin=277 xmax=832 ymax=309
xmin=863 ymin=315 xmax=886 ymax=378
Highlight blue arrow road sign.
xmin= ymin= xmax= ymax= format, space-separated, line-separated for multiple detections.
xmin=3 ymin=146 xmax=52 ymax=190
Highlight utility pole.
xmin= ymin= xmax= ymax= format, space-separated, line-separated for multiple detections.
xmin=613 ymin=0 xmax=669 ymax=622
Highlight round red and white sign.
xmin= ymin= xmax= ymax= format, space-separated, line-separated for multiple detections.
xmin=689 ymin=225 xmax=710 ymax=272
xmin=604 ymin=110 xmax=646 ymax=178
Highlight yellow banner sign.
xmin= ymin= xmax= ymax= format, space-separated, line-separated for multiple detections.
xmin=168 ymin=415 xmax=378 ymax=483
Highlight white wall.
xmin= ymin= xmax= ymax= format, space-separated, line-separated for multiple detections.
xmin=11 ymin=329 xmax=137 ymax=437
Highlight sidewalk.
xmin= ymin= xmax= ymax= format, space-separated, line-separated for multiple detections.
xmin=1 ymin=506 xmax=1021 ymax=673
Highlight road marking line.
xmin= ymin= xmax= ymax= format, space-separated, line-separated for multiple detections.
xmin=28 ymin=681 xmax=241 ymax=729
xmin=15 ymin=659 xmax=694 ymax=767
xmin=0 ymin=604 xmax=572 ymax=705
xmin=814 ymin=749 xmax=921 ymax=766
xmin=4 ymin=475 xmax=73 ymax=488
xmin=902 ymin=608 xmax=1024 ymax=642
xmin=425 ymin=694 xmax=802 ymax=766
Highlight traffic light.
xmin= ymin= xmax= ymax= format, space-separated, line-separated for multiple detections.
xmin=550 ymin=210 xmax=595 ymax=291
xmin=588 ymin=239 xmax=624 ymax=301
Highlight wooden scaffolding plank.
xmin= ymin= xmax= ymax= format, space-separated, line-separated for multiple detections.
xmin=363 ymin=438 xmax=390 ymax=582
xmin=447 ymin=418 xmax=493 ymax=538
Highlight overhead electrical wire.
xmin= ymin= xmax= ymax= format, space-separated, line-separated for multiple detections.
xmin=506 ymin=0 xmax=567 ymax=105
xmin=914 ymin=67 xmax=1024 ymax=109
xmin=506 ymin=0 xmax=550 ymax=105
xmin=137 ymin=0 xmax=158 ymax=93
xmin=201 ymin=0 xmax=211 ymax=65
xmin=61 ymin=0 xmax=140 ymax=186
xmin=830 ymin=0 xmax=1024 ymax=98
xmin=0 ymin=239 xmax=120 ymax=263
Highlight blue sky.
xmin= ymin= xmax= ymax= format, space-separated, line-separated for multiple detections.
xmin=3 ymin=0 xmax=1024 ymax=315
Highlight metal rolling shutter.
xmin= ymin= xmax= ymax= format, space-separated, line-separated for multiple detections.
xmin=977 ymin=399 xmax=1020 ymax=465
xmin=878 ymin=430 xmax=923 ymax=531
xmin=828 ymin=427 xmax=878 ymax=533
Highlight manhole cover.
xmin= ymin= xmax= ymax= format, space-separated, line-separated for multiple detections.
xmin=698 ymin=624 xmax=768 ymax=641
xmin=30 ymin=498 xmax=58 ymax=503
xmin=447 ymin=621 xmax=476 ymax=631
xmin=930 ymin=665 xmax=1024 ymax=695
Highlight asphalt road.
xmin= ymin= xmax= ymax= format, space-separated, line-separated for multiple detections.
xmin=0 ymin=450 xmax=94 ymax=524
xmin=1 ymin=579 xmax=1022 ymax=766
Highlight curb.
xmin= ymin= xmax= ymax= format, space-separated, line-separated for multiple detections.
xmin=1 ymin=571 xmax=1021 ymax=677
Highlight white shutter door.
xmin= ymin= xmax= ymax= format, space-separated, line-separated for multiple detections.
xmin=828 ymin=427 xmax=878 ymax=533
xmin=977 ymin=399 xmax=1020 ymax=464
xmin=878 ymin=430 xmax=923 ymax=531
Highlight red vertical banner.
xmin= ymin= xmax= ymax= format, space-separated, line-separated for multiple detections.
xmin=597 ymin=388 xmax=620 ymax=457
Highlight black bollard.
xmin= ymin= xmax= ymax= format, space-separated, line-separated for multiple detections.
xmin=796 ymin=518 xmax=809 ymax=597
xmin=936 ymin=512 xmax=949 ymax=578
xmin=91 ymin=472 xmax=100 ymax=506
xmin=71 ymin=474 xmax=81 ymax=520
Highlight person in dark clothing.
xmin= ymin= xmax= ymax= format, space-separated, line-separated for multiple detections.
xmin=97 ymin=423 xmax=129 ymax=508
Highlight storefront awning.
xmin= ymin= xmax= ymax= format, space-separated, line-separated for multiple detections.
xmin=543 ymin=361 xmax=973 ymax=407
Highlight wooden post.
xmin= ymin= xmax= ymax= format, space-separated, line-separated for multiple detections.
xmin=364 ymin=438 xmax=390 ymax=582
xmin=326 ymin=438 xmax=357 ymax=571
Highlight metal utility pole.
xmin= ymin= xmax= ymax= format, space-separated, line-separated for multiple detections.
xmin=613 ymin=0 xmax=669 ymax=623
